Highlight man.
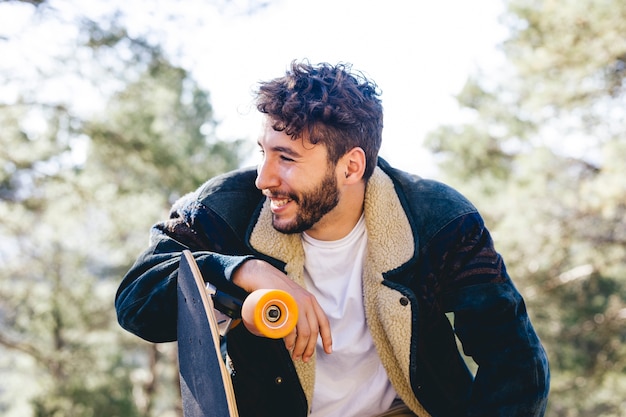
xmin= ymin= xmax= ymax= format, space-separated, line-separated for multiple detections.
xmin=116 ymin=61 xmax=550 ymax=417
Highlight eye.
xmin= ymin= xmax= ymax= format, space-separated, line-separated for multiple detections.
xmin=280 ymin=155 xmax=295 ymax=162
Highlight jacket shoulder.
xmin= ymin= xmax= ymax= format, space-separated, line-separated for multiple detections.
xmin=378 ymin=159 xmax=480 ymax=245
xmin=196 ymin=166 xmax=259 ymax=198
xmin=192 ymin=166 xmax=264 ymax=237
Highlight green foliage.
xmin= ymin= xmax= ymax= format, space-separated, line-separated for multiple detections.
xmin=505 ymin=0 xmax=626 ymax=110
xmin=86 ymin=61 xmax=242 ymax=196
xmin=0 ymin=1 xmax=246 ymax=416
xmin=31 ymin=354 xmax=141 ymax=417
xmin=425 ymin=0 xmax=626 ymax=415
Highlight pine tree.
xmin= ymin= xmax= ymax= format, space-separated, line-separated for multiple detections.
xmin=425 ymin=1 xmax=626 ymax=415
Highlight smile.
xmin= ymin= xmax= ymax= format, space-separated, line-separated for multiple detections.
xmin=264 ymin=192 xmax=296 ymax=212
xmin=270 ymin=198 xmax=292 ymax=208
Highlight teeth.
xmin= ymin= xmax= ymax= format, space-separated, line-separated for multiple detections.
xmin=272 ymin=198 xmax=291 ymax=207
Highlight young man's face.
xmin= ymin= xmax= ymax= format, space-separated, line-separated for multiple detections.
xmin=255 ymin=120 xmax=340 ymax=234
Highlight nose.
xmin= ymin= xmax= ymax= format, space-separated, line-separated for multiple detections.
xmin=255 ymin=156 xmax=279 ymax=190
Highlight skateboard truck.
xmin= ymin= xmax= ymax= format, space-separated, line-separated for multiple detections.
xmin=205 ymin=283 xmax=243 ymax=337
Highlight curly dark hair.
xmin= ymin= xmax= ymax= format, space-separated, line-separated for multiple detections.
xmin=255 ymin=60 xmax=383 ymax=180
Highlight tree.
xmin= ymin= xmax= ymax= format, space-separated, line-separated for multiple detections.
xmin=0 ymin=1 xmax=248 ymax=415
xmin=425 ymin=0 xmax=626 ymax=415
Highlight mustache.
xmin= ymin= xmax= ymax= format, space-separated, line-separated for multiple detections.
xmin=262 ymin=189 xmax=299 ymax=203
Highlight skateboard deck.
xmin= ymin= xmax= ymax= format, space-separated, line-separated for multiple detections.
xmin=177 ymin=250 xmax=298 ymax=417
xmin=177 ymin=250 xmax=238 ymax=417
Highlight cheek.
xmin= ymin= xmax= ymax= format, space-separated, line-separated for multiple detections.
xmin=280 ymin=166 xmax=302 ymax=187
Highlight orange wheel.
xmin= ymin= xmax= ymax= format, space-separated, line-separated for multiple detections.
xmin=241 ymin=289 xmax=298 ymax=339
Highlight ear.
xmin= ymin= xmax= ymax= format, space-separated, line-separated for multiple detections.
xmin=340 ymin=147 xmax=366 ymax=184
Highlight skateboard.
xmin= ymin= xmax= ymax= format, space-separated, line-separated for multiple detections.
xmin=176 ymin=250 xmax=298 ymax=417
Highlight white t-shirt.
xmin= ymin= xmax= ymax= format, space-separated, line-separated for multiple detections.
xmin=302 ymin=214 xmax=397 ymax=417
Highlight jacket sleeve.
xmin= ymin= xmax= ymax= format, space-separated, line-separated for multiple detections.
xmin=436 ymin=213 xmax=550 ymax=416
xmin=115 ymin=193 xmax=253 ymax=343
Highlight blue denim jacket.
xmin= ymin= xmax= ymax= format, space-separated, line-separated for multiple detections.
xmin=116 ymin=158 xmax=549 ymax=417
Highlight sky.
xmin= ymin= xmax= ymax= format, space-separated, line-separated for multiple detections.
xmin=179 ymin=0 xmax=509 ymax=175
xmin=1 ymin=0 xmax=508 ymax=176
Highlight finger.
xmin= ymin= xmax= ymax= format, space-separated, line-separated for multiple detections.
xmin=291 ymin=316 xmax=312 ymax=361
xmin=314 ymin=303 xmax=333 ymax=354
xmin=283 ymin=329 xmax=296 ymax=352
xmin=301 ymin=311 xmax=320 ymax=362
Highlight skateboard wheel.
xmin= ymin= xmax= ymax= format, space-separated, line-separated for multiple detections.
xmin=241 ymin=289 xmax=298 ymax=339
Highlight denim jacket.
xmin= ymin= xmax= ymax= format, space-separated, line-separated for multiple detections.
xmin=116 ymin=158 xmax=550 ymax=417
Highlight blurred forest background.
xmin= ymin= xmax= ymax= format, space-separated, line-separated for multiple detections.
xmin=1 ymin=0 xmax=624 ymax=416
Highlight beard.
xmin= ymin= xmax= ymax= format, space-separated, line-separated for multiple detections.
xmin=271 ymin=167 xmax=340 ymax=234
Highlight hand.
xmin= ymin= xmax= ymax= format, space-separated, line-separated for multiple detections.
xmin=232 ymin=259 xmax=332 ymax=362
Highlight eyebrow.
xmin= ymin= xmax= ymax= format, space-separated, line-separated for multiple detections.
xmin=257 ymin=141 xmax=303 ymax=158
